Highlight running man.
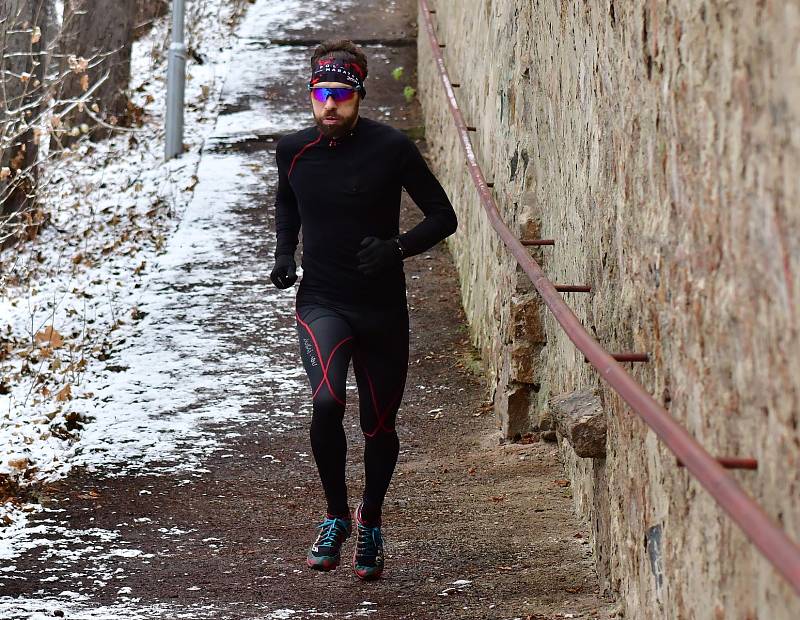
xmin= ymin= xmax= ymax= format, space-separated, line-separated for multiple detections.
xmin=270 ymin=40 xmax=457 ymax=580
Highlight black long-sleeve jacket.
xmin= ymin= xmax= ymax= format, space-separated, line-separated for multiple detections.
xmin=274 ymin=116 xmax=457 ymax=307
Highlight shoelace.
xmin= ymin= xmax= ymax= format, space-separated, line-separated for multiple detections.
xmin=316 ymin=517 xmax=349 ymax=548
xmin=356 ymin=523 xmax=383 ymax=558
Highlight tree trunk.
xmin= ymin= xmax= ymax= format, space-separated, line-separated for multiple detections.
xmin=57 ymin=0 xmax=136 ymax=145
xmin=135 ymin=0 xmax=168 ymax=39
xmin=0 ymin=0 xmax=50 ymax=234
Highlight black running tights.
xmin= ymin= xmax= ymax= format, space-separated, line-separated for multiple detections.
xmin=296 ymin=302 xmax=409 ymax=524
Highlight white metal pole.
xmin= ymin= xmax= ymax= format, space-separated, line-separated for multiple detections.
xmin=165 ymin=0 xmax=186 ymax=161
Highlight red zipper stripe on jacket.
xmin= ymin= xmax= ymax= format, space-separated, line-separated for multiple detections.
xmin=288 ymin=132 xmax=323 ymax=178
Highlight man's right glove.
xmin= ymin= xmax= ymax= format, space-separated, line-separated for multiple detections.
xmin=270 ymin=254 xmax=297 ymax=289
xmin=357 ymin=236 xmax=403 ymax=277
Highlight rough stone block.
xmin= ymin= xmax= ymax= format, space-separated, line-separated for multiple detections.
xmin=496 ymin=381 xmax=531 ymax=440
xmin=551 ymin=389 xmax=607 ymax=458
xmin=510 ymin=340 xmax=537 ymax=384
xmin=510 ymin=294 xmax=546 ymax=343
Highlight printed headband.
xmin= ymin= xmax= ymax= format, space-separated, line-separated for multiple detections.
xmin=309 ymin=58 xmax=367 ymax=97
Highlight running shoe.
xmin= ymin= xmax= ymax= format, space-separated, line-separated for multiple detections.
xmin=352 ymin=503 xmax=385 ymax=580
xmin=307 ymin=515 xmax=352 ymax=570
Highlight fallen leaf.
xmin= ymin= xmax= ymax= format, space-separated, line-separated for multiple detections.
xmin=554 ymin=479 xmax=570 ymax=487
xmin=7 ymin=457 xmax=28 ymax=470
xmin=68 ymin=55 xmax=89 ymax=73
xmin=56 ymin=384 xmax=72 ymax=401
xmin=35 ymin=326 xmax=64 ymax=349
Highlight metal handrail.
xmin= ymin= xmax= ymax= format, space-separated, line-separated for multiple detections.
xmin=418 ymin=0 xmax=800 ymax=596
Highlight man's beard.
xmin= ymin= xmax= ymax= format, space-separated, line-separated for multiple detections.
xmin=314 ymin=110 xmax=358 ymax=139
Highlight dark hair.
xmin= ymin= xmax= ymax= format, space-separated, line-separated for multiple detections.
xmin=310 ymin=39 xmax=368 ymax=80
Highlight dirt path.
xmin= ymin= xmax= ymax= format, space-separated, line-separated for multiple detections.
xmin=1 ymin=1 xmax=617 ymax=618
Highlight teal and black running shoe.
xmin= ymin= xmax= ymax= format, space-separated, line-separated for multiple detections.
xmin=307 ymin=515 xmax=352 ymax=571
xmin=352 ymin=504 xmax=385 ymax=580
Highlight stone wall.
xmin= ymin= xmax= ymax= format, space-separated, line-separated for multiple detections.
xmin=417 ymin=1 xmax=800 ymax=617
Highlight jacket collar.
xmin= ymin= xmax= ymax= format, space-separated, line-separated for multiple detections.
xmin=321 ymin=116 xmax=361 ymax=146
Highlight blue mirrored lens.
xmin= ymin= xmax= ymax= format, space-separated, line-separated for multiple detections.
xmin=310 ymin=87 xmax=356 ymax=103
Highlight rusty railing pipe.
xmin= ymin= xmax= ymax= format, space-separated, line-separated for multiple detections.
xmin=521 ymin=239 xmax=556 ymax=246
xmin=555 ymin=284 xmax=592 ymax=293
xmin=678 ymin=457 xmax=759 ymax=471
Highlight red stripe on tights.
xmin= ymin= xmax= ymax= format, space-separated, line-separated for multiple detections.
xmin=296 ymin=311 xmax=352 ymax=406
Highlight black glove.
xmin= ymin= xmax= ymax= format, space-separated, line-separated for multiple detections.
xmin=270 ymin=254 xmax=297 ymax=289
xmin=357 ymin=236 xmax=403 ymax=277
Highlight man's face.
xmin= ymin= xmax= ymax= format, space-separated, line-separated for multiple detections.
xmin=310 ymin=81 xmax=360 ymax=139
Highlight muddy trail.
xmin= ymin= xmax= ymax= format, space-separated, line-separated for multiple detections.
xmin=1 ymin=1 xmax=616 ymax=618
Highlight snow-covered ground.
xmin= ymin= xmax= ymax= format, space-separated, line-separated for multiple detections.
xmin=3 ymin=595 xmax=379 ymax=620
xmin=0 ymin=0 xmax=368 ymax=498
xmin=0 ymin=0 xmax=241 ymax=489
xmin=2 ymin=599 xmax=376 ymax=620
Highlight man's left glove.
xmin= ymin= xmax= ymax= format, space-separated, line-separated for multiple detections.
xmin=270 ymin=254 xmax=297 ymax=289
xmin=357 ymin=236 xmax=403 ymax=277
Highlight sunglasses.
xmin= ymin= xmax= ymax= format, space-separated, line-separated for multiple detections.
xmin=309 ymin=86 xmax=357 ymax=103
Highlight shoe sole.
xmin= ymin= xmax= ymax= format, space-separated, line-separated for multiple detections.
xmin=307 ymin=555 xmax=340 ymax=571
xmin=353 ymin=566 xmax=383 ymax=581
